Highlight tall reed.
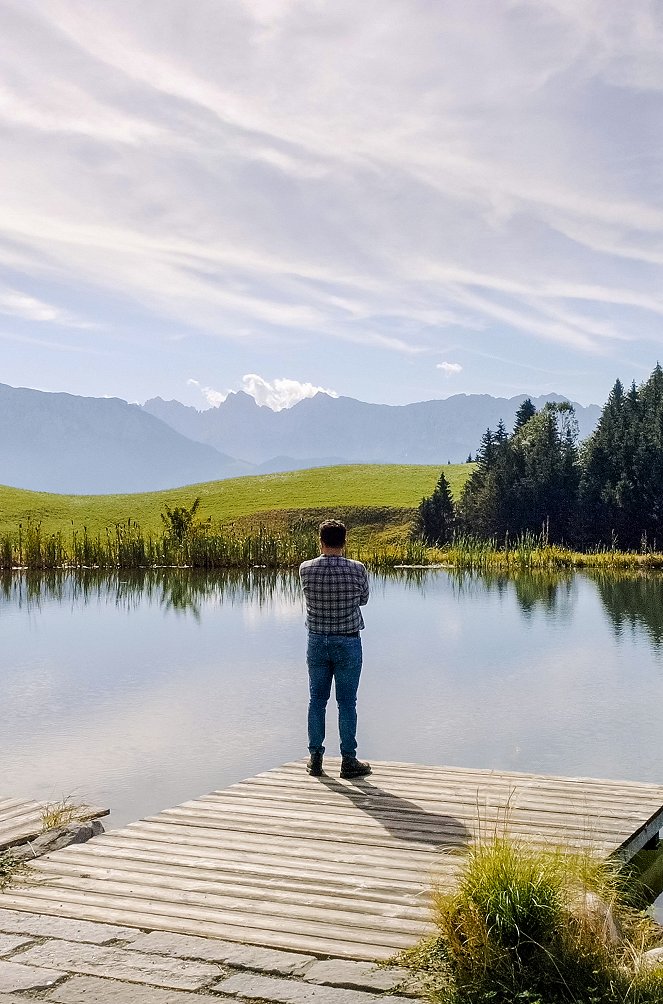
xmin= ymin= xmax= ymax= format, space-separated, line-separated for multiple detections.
xmin=0 ymin=518 xmax=437 ymax=572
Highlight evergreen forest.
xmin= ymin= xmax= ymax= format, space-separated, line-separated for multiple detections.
xmin=416 ymin=364 xmax=663 ymax=550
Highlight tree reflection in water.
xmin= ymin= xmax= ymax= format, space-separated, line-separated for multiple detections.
xmin=593 ymin=572 xmax=663 ymax=647
xmin=444 ymin=567 xmax=575 ymax=621
xmin=3 ymin=567 xmax=663 ymax=646
xmin=0 ymin=568 xmax=303 ymax=618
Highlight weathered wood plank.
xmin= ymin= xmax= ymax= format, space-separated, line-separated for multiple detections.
xmin=35 ymin=849 xmax=435 ymax=905
xmin=0 ymin=893 xmax=401 ymax=960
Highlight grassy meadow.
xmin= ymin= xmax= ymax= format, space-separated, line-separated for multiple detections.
xmin=0 ymin=464 xmax=469 ymax=537
xmin=0 ymin=464 xmax=471 ymax=568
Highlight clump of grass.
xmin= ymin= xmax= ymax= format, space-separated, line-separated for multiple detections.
xmin=396 ymin=835 xmax=663 ymax=1003
xmin=0 ymin=849 xmax=28 ymax=890
xmin=40 ymin=796 xmax=84 ymax=830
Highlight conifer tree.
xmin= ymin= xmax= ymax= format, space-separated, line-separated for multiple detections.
xmin=580 ymin=369 xmax=663 ymax=547
xmin=513 ymin=398 xmax=537 ymax=433
xmin=457 ymin=403 xmax=580 ymax=543
xmin=412 ymin=471 xmax=456 ymax=545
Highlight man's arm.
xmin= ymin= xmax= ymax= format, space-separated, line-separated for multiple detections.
xmin=359 ymin=567 xmax=369 ymax=606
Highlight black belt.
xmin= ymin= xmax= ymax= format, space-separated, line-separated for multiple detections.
xmin=336 ymin=631 xmax=360 ymax=637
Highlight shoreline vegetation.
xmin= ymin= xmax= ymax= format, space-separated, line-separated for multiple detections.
xmin=3 ymin=519 xmax=663 ymax=572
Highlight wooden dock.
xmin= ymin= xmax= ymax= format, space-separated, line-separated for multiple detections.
xmin=0 ymin=796 xmax=109 ymax=853
xmin=1 ymin=760 xmax=663 ymax=961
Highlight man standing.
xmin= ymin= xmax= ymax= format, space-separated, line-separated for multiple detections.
xmin=299 ymin=519 xmax=372 ymax=779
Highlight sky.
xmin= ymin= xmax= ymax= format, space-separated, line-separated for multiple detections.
xmin=1 ymin=0 xmax=662 ymax=411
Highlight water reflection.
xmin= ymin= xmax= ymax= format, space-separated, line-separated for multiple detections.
xmin=0 ymin=568 xmax=303 ymax=617
xmin=593 ymin=572 xmax=663 ymax=647
xmin=4 ymin=568 xmax=663 ymax=646
xmin=446 ymin=569 xmax=575 ymax=619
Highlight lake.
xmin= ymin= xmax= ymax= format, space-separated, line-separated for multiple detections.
xmin=3 ymin=567 xmax=663 ymax=831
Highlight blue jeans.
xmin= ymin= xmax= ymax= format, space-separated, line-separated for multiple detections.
xmin=307 ymin=633 xmax=363 ymax=758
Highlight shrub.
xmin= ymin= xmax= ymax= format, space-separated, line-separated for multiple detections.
xmin=397 ymin=835 xmax=663 ymax=1003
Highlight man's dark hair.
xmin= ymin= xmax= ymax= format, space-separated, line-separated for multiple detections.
xmin=319 ymin=519 xmax=347 ymax=548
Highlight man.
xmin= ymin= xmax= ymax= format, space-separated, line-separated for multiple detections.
xmin=299 ymin=519 xmax=372 ymax=780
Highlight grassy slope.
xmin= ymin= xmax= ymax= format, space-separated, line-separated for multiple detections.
xmin=0 ymin=464 xmax=472 ymax=537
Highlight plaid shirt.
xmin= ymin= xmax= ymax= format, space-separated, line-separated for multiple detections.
xmin=299 ymin=555 xmax=369 ymax=634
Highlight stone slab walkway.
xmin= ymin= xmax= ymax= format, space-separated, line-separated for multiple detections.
xmin=0 ymin=908 xmax=417 ymax=1003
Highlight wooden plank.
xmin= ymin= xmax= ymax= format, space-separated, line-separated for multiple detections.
xmin=32 ymin=870 xmax=431 ymax=932
xmin=35 ymin=848 xmax=436 ymax=905
xmin=163 ymin=796 xmax=649 ymax=838
xmin=33 ymin=859 xmax=433 ymax=920
xmin=280 ymin=759 xmax=663 ymax=794
xmin=80 ymin=834 xmax=443 ymax=886
xmin=235 ymin=774 xmax=663 ymax=815
xmin=122 ymin=819 xmax=445 ymax=865
xmin=0 ymin=893 xmax=402 ymax=961
xmin=0 ymin=886 xmax=426 ymax=949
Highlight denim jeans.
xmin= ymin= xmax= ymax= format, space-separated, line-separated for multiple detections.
xmin=307 ymin=633 xmax=363 ymax=758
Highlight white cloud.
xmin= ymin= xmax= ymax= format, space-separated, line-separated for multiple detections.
xmin=241 ymin=374 xmax=338 ymax=410
xmin=188 ymin=374 xmax=338 ymax=411
xmin=437 ymin=362 xmax=463 ymax=376
xmin=186 ymin=378 xmax=229 ymax=407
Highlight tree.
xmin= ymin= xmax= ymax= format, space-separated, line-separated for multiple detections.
xmin=413 ymin=472 xmax=456 ymax=545
xmin=457 ymin=404 xmax=580 ymax=543
xmin=160 ymin=497 xmax=202 ymax=543
xmin=580 ymin=367 xmax=663 ymax=547
xmin=514 ymin=398 xmax=536 ymax=433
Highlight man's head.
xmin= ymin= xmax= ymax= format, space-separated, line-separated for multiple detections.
xmin=319 ymin=519 xmax=347 ymax=550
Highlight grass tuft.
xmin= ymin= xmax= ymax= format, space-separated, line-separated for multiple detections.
xmin=397 ymin=835 xmax=663 ymax=1003
xmin=40 ymin=796 xmax=84 ymax=830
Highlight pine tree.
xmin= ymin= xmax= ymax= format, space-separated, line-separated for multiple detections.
xmin=413 ymin=471 xmax=456 ymax=545
xmin=457 ymin=405 xmax=580 ymax=543
xmin=513 ymin=398 xmax=537 ymax=433
xmin=580 ymin=370 xmax=663 ymax=547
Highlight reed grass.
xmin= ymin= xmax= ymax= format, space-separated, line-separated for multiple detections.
xmin=0 ymin=518 xmax=436 ymax=571
xmin=439 ymin=532 xmax=663 ymax=571
xmin=3 ymin=518 xmax=663 ymax=572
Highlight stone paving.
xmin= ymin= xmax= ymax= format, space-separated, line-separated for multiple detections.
xmin=0 ymin=909 xmax=418 ymax=1003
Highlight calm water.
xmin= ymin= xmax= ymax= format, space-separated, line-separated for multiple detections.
xmin=2 ymin=567 xmax=663 ymax=831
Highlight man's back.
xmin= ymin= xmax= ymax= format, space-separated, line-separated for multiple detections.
xmin=299 ymin=554 xmax=369 ymax=635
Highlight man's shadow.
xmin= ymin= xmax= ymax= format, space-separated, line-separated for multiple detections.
xmin=315 ymin=773 xmax=471 ymax=850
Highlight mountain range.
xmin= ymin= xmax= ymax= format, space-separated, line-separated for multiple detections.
xmin=142 ymin=391 xmax=601 ymax=467
xmin=1 ymin=382 xmax=601 ymax=495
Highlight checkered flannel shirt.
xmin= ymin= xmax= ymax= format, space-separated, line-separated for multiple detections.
xmin=299 ymin=555 xmax=369 ymax=634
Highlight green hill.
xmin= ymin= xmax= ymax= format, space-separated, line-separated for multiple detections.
xmin=0 ymin=464 xmax=471 ymax=540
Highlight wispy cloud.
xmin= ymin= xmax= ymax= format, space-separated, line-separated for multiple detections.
xmin=0 ymin=289 xmax=94 ymax=328
xmin=0 ymin=0 xmax=661 ymax=400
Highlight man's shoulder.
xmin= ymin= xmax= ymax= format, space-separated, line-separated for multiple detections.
xmin=299 ymin=556 xmax=323 ymax=573
xmin=299 ymin=556 xmax=367 ymax=573
xmin=344 ymin=557 xmax=367 ymax=571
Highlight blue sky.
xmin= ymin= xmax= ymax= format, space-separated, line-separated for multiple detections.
xmin=0 ymin=0 xmax=662 ymax=410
